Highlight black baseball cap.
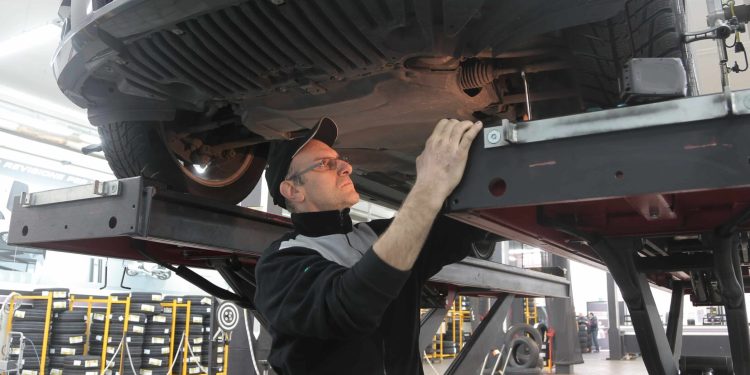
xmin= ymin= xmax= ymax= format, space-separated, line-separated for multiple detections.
xmin=264 ymin=117 xmax=338 ymax=209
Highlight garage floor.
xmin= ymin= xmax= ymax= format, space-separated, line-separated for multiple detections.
xmin=422 ymin=350 xmax=649 ymax=374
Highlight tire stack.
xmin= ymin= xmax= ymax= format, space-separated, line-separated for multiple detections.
xmin=137 ymin=293 xmax=171 ymax=375
xmin=9 ymin=306 xmax=51 ymax=375
xmin=212 ymin=337 xmax=225 ymax=374
xmin=24 ymin=288 xmax=71 ymax=375
xmin=109 ymin=292 xmax=162 ymax=375
xmin=89 ymin=311 xmax=147 ymax=375
xmin=48 ymin=310 xmax=88 ymax=375
xmin=87 ymin=311 xmax=113 ymax=360
xmin=61 ymin=355 xmax=100 ymax=375
xmin=169 ymin=295 xmax=212 ymax=375
xmin=150 ymin=303 xmax=176 ymax=373
xmin=31 ymin=289 xmax=71 ymax=314
xmin=189 ymin=296 xmax=214 ymax=375
xmin=576 ymin=317 xmax=590 ymax=353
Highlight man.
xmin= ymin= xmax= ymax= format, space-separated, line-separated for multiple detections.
xmin=588 ymin=312 xmax=599 ymax=353
xmin=254 ymin=117 xmax=483 ymax=374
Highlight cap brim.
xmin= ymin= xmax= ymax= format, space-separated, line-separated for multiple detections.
xmin=292 ymin=117 xmax=338 ymax=158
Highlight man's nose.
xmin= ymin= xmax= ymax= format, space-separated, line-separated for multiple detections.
xmin=338 ymin=160 xmax=352 ymax=176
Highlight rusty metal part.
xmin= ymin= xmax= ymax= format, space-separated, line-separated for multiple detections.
xmin=458 ymin=60 xmax=571 ymax=89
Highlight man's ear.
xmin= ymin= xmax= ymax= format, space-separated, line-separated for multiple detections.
xmin=279 ymin=180 xmax=304 ymax=204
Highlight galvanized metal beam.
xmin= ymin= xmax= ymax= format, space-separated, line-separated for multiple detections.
xmin=449 ymin=91 xmax=750 ymax=212
xmin=432 ymin=257 xmax=570 ymax=298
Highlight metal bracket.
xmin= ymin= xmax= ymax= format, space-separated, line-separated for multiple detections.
xmin=480 ymin=89 xmax=750 ymax=149
xmin=683 ymin=20 xmax=735 ymax=44
xmin=21 ymin=180 xmax=121 ymax=207
xmin=730 ymin=89 xmax=750 ymax=114
xmin=483 ymin=119 xmax=517 ymax=148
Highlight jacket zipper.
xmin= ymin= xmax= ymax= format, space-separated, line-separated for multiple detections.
xmin=382 ymin=339 xmax=387 ymax=375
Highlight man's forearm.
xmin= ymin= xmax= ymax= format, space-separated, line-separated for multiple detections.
xmin=372 ymin=183 xmax=444 ymax=271
xmin=372 ymin=118 xmax=481 ymax=271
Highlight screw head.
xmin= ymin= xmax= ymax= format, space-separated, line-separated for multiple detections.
xmin=487 ymin=129 xmax=501 ymax=144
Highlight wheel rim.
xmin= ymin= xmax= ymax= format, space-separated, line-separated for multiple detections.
xmin=161 ymin=124 xmax=257 ymax=188
xmin=178 ymin=152 xmax=255 ymax=188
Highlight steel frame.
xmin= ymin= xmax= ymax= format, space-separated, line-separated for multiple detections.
xmin=444 ymin=294 xmax=514 ymax=375
xmin=665 ymin=281 xmax=685 ymax=363
xmin=7 ymin=177 xmax=571 ymax=299
xmin=7 ymin=177 xmax=572 ymax=373
xmin=577 ymin=230 xmax=749 ymax=375
xmin=419 ymin=306 xmax=451 ymax=352
xmin=444 ymin=88 xmax=750 ymax=375
xmin=589 ymin=237 xmax=679 ymax=375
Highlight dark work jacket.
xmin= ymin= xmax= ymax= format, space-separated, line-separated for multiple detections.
xmin=589 ymin=316 xmax=598 ymax=331
xmin=254 ymin=209 xmax=478 ymax=375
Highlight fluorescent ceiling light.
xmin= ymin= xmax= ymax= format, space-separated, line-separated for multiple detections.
xmin=0 ymin=23 xmax=61 ymax=60
xmin=0 ymin=85 xmax=87 ymax=124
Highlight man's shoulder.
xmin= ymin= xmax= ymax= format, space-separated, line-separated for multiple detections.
xmin=258 ymin=232 xmax=319 ymax=263
xmin=356 ymin=218 xmax=393 ymax=235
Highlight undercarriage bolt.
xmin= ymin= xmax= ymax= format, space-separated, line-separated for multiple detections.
xmin=487 ymin=129 xmax=502 ymax=144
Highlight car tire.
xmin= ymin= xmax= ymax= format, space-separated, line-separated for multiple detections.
xmin=470 ymin=233 xmax=499 ymax=260
xmin=508 ymin=336 xmax=540 ymax=369
xmin=566 ymin=0 xmax=694 ymax=109
xmin=98 ymin=120 xmax=268 ymax=204
xmin=505 ymin=323 xmax=544 ymax=348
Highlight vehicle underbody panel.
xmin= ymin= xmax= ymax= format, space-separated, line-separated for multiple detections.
xmin=59 ymin=0 xmax=627 ymax=138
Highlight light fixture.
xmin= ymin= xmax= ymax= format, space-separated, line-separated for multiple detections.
xmin=0 ymin=85 xmax=88 ymax=124
xmin=0 ymin=23 xmax=61 ymax=60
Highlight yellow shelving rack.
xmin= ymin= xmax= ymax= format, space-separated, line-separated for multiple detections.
xmin=524 ymin=298 xmax=538 ymax=325
xmin=4 ymin=294 xmax=55 ymax=375
xmin=425 ymin=296 xmax=471 ymax=361
xmin=4 ymin=294 xmax=229 ymax=375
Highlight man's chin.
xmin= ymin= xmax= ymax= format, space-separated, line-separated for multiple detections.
xmin=346 ymin=192 xmax=360 ymax=206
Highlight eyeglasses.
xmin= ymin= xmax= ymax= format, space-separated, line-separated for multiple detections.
xmin=286 ymin=156 xmax=351 ymax=182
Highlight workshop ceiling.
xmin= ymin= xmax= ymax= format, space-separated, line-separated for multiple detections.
xmin=0 ymin=0 xmax=84 ymax=119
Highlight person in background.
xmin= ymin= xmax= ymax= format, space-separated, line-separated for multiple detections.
xmin=588 ymin=312 xmax=599 ymax=353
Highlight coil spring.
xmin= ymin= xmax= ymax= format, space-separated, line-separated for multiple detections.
xmin=458 ymin=60 xmax=495 ymax=89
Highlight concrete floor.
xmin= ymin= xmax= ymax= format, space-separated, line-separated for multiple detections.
xmin=422 ymin=350 xmax=649 ymax=374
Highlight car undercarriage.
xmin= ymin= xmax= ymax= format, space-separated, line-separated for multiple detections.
xmin=28 ymin=0 xmax=750 ymax=374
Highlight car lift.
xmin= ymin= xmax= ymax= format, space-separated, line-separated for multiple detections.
xmin=6 ymin=90 xmax=750 ymax=375
xmin=447 ymin=87 xmax=750 ymax=374
xmin=6 ymin=176 xmax=570 ymax=375
xmin=7 ymin=88 xmax=750 ymax=374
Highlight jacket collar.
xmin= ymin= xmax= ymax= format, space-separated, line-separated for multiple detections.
xmin=291 ymin=208 xmax=353 ymax=237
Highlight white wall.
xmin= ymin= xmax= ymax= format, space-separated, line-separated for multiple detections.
xmin=686 ymin=0 xmax=750 ymax=92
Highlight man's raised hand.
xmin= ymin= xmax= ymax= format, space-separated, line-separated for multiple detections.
xmin=415 ymin=119 xmax=482 ymax=201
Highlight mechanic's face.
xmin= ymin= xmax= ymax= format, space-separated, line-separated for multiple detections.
xmin=281 ymin=139 xmax=359 ymax=212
